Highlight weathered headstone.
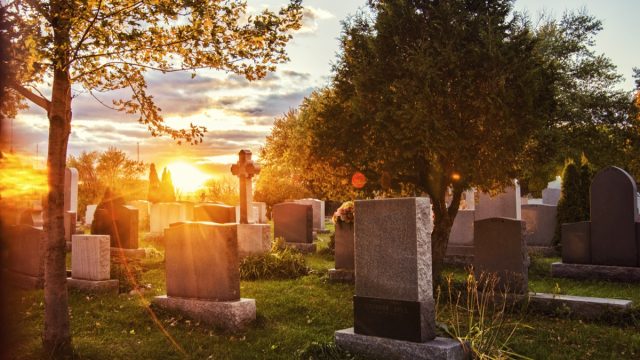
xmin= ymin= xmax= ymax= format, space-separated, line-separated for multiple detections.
xmin=149 ymin=202 xmax=185 ymax=234
xmin=194 ymin=203 xmax=236 ymax=223
xmin=335 ymin=198 xmax=465 ymax=359
xmin=329 ymin=221 xmax=355 ymax=282
xmin=92 ymin=205 xmax=139 ymax=249
xmin=64 ymin=167 xmax=78 ymax=214
xmin=3 ymin=225 xmax=45 ymax=289
xmin=67 ymin=235 xmax=119 ymax=293
xmin=230 ymin=150 xmax=260 ymax=224
xmin=522 ymin=204 xmax=557 ymax=247
xmin=85 ymin=204 xmax=97 ymax=225
xmin=475 ymin=181 xmax=521 ymax=221
xmin=590 ymin=167 xmax=638 ymax=267
xmin=294 ymin=198 xmax=326 ymax=231
xmin=153 ymin=222 xmax=256 ymax=331
xmin=272 ymin=202 xmax=314 ymax=253
xmin=561 ymin=222 xmax=591 ymax=264
xmin=252 ymin=202 xmax=268 ymax=223
xmin=473 ymin=218 xmax=528 ymax=294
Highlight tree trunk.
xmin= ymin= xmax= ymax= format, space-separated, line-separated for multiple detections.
xmin=43 ymin=4 xmax=73 ymax=355
xmin=430 ymin=187 xmax=462 ymax=287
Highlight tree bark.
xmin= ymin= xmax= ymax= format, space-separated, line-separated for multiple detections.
xmin=43 ymin=2 xmax=73 ymax=355
xmin=430 ymin=186 xmax=462 ymax=288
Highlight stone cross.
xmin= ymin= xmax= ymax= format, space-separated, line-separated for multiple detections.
xmin=231 ymin=150 xmax=260 ymax=224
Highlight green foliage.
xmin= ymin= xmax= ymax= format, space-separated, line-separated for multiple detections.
xmin=554 ymin=160 xmax=593 ymax=246
xmin=68 ymin=147 xmax=146 ymax=221
xmin=239 ymin=238 xmax=309 ymax=280
xmin=202 ymin=175 xmax=239 ymax=205
xmin=110 ymin=257 xmax=143 ymax=293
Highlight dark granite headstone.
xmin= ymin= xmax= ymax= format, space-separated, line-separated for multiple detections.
xmin=334 ymin=222 xmax=354 ymax=270
xmin=590 ymin=167 xmax=639 ymax=267
xmin=272 ymin=203 xmax=313 ymax=244
xmin=91 ymin=203 xmax=139 ymax=249
xmin=193 ymin=204 xmax=236 ymax=223
xmin=473 ymin=217 xmax=528 ymax=294
xmin=4 ymin=225 xmax=45 ymax=281
xmin=561 ymin=222 xmax=591 ymax=264
xmin=164 ymin=222 xmax=240 ymax=301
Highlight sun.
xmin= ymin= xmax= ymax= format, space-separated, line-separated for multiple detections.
xmin=165 ymin=162 xmax=211 ymax=194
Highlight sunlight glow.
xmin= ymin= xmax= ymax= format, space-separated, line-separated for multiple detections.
xmin=166 ymin=162 xmax=211 ymax=194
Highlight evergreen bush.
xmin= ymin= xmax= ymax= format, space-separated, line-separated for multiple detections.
xmin=554 ymin=159 xmax=593 ymax=246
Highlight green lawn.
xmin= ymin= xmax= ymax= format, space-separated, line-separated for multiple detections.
xmin=5 ymin=227 xmax=640 ymax=359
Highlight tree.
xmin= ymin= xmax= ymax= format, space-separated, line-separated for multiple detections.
xmin=303 ymin=0 xmax=554 ymax=281
xmin=203 ymin=175 xmax=239 ymax=205
xmin=520 ymin=11 xmax=639 ymax=192
xmin=4 ymin=1 xmax=301 ymax=354
xmin=160 ymin=167 xmax=176 ymax=202
xmin=147 ymin=163 xmax=161 ymax=203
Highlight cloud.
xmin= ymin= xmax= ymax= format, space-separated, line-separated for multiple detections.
xmin=298 ymin=6 xmax=335 ymax=35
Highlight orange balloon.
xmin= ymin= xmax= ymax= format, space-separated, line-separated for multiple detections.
xmin=352 ymin=172 xmax=367 ymax=189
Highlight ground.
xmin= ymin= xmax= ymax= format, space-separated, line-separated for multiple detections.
xmin=5 ymin=223 xmax=640 ymax=359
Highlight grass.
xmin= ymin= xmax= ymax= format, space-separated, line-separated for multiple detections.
xmin=5 ymin=222 xmax=640 ymax=359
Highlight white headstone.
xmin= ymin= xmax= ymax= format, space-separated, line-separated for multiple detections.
xmin=64 ymin=168 xmax=79 ymax=213
xmin=128 ymin=200 xmax=150 ymax=229
xmin=85 ymin=204 xmax=97 ymax=225
xmin=71 ymin=235 xmax=110 ymax=281
xmin=475 ymin=180 xmax=521 ymax=221
xmin=294 ymin=199 xmax=325 ymax=230
xmin=548 ymin=176 xmax=562 ymax=189
xmin=463 ymin=189 xmax=475 ymax=210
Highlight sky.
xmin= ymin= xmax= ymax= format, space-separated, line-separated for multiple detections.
xmin=8 ymin=0 xmax=640 ymax=179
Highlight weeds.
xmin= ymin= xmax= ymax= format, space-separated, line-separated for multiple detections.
xmin=240 ymin=238 xmax=309 ymax=280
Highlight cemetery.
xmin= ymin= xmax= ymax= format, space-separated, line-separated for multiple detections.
xmin=1 ymin=0 xmax=640 ymax=359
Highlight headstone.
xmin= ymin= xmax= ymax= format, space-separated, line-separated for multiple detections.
xmin=329 ymin=221 xmax=355 ymax=282
xmin=237 ymin=224 xmax=271 ymax=257
xmin=235 ymin=204 xmax=259 ymax=224
xmin=294 ymin=199 xmax=326 ymax=231
xmin=91 ymin=200 xmax=139 ymax=250
xmin=64 ymin=211 xmax=77 ymax=243
xmin=462 ymin=189 xmax=475 ymax=210
xmin=542 ymin=188 xmax=561 ymax=206
xmin=3 ymin=225 xmax=45 ymax=288
xmin=128 ymin=200 xmax=150 ymax=230
xmin=64 ymin=167 xmax=79 ymax=214
xmin=194 ymin=204 xmax=236 ymax=223
xmin=177 ymin=202 xmax=194 ymax=222
xmin=71 ymin=235 xmax=111 ymax=280
xmin=67 ymin=234 xmax=119 ymax=293
xmin=19 ymin=209 xmax=43 ymax=228
xmin=548 ymin=176 xmax=562 ymax=189
xmin=561 ymin=222 xmax=591 ymax=264
xmin=230 ymin=150 xmax=260 ymax=224
xmin=335 ymin=198 xmax=465 ymax=359
xmin=252 ymin=202 xmax=268 ymax=223
xmin=590 ymin=167 xmax=638 ymax=267
xmin=85 ymin=204 xmax=97 ymax=225
xmin=473 ymin=218 xmax=528 ymax=294
xmin=475 ymin=181 xmax=521 ymax=221
xmin=521 ymin=204 xmax=557 ymax=247
xmin=153 ymin=222 xmax=256 ymax=331
xmin=272 ymin=202 xmax=314 ymax=252
xmin=448 ymin=210 xmax=474 ymax=248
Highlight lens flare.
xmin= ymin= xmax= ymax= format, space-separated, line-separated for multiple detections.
xmin=351 ymin=172 xmax=366 ymax=189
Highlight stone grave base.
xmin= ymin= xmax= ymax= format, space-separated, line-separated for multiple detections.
xmin=444 ymin=245 xmax=473 ymax=266
xmin=328 ymin=268 xmax=354 ymax=283
xmin=283 ymin=242 xmax=316 ymax=254
xmin=527 ymin=246 xmax=557 ymax=257
xmin=2 ymin=270 xmax=44 ymax=290
xmin=317 ymin=228 xmax=331 ymax=234
xmin=335 ymin=328 xmax=468 ymax=360
xmin=110 ymin=247 xmax=146 ymax=259
xmin=525 ymin=293 xmax=632 ymax=320
xmin=551 ymin=262 xmax=640 ymax=282
xmin=153 ymin=296 xmax=256 ymax=332
xmin=67 ymin=278 xmax=119 ymax=294
xmin=238 ymin=224 xmax=271 ymax=258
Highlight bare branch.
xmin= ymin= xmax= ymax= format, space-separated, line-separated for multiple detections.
xmin=71 ymin=0 xmax=103 ymax=64
xmin=10 ymin=81 xmax=51 ymax=111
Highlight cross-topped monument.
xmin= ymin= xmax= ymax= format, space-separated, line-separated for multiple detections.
xmin=231 ymin=150 xmax=260 ymax=224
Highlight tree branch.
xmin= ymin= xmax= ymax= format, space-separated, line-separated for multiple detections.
xmin=10 ymin=82 xmax=51 ymax=111
xmin=71 ymin=0 xmax=103 ymax=64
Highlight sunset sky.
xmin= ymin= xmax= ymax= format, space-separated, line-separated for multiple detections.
xmin=9 ymin=0 xmax=640 ymax=180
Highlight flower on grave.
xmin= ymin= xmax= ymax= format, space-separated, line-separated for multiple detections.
xmin=332 ymin=201 xmax=355 ymax=224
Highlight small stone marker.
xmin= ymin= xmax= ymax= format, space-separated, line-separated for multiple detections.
xmin=68 ymin=235 xmax=119 ymax=293
xmin=230 ymin=150 xmax=260 ymax=225
xmin=335 ymin=198 xmax=465 ymax=360
xmin=272 ymin=202 xmax=315 ymax=253
xmin=85 ymin=204 xmax=97 ymax=225
xmin=294 ymin=198 xmax=326 ymax=231
xmin=329 ymin=221 xmax=355 ymax=282
xmin=473 ymin=218 xmax=528 ymax=294
xmin=475 ymin=181 xmax=521 ymax=221
xmin=194 ymin=203 xmax=236 ymax=223
xmin=3 ymin=225 xmax=45 ymax=289
xmin=153 ymin=222 xmax=256 ymax=331
xmin=64 ymin=167 xmax=78 ymax=214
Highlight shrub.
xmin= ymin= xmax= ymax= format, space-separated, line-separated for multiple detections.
xmin=436 ymin=271 xmax=529 ymax=359
xmin=111 ymin=256 xmax=143 ymax=293
xmin=554 ymin=159 xmax=593 ymax=246
xmin=240 ymin=238 xmax=309 ymax=280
